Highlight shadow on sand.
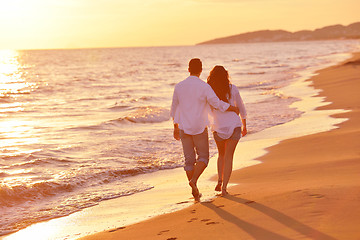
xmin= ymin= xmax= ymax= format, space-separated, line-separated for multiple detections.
xmin=201 ymin=194 xmax=337 ymax=240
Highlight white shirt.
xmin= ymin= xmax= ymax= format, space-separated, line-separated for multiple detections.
xmin=210 ymin=84 xmax=247 ymax=139
xmin=170 ymin=76 xmax=230 ymax=135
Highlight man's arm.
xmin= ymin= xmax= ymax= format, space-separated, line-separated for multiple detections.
xmin=206 ymin=84 xmax=237 ymax=113
xmin=170 ymin=88 xmax=178 ymax=119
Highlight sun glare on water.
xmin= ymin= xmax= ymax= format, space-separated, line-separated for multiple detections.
xmin=0 ymin=49 xmax=37 ymax=105
xmin=0 ymin=50 xmax=40 ymax=156
xmin=0 ymin=49 xmax=33 ymax=119
xmin=0 ymin=50 xmax=28 ymax=96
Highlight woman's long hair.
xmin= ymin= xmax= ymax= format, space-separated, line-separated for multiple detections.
xmin=207 ymin=65 xmax=231 ymax=103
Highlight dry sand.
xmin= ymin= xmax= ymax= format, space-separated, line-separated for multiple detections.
xmin=80 ymin=53 xmax=360 ymax=240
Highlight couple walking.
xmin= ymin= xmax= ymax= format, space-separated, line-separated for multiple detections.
xmin=170 ymin=58 xmax=247 ymax=201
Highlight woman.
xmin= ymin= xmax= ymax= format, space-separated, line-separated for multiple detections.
xmin=207 ymin=65 xmax=247 ymax=196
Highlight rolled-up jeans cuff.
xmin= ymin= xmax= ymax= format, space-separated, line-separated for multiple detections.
xmin=197 ymin=157 xmax=209 ymax=167
xmin=184 ymin=165 xmax=194 ymax=171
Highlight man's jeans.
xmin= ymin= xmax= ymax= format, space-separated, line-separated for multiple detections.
xmin=180 ymin=128 xmax=209 ymax=171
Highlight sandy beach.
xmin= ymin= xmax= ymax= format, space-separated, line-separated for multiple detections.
xmin=79 ymin=52 xmax=360 ymax=240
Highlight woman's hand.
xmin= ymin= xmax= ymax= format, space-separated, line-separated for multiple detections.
xmin=241 ymin=126 xmax=247 ymax=137
xmin=173 ymin=124 xmax=180 ymax=140
xmin=241 ymin=119 xmax=247 ymax=136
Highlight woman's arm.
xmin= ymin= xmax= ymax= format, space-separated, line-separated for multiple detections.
xmin=233 ymin=85 xmax=247 ymax=119
xmin=233 ymin=85 xmax=247 ymax=136
xmin=241 ymin=119 xmax=247 ymax=136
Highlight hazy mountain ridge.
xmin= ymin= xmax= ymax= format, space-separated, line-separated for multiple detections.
xmin=197 ymin=22 xmax=360 ymax=45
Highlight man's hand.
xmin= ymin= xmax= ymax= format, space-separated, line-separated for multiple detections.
xmin=227 ymin=105 xmax=239 ymax=115
xmin=173 ymin=124 xmax=180 ymax=140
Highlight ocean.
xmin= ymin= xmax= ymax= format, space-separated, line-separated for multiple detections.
xmin=0 ymin=40 xmax=359 ymax=237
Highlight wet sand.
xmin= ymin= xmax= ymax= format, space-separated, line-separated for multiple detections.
xmin=80 ymin=53 xmax=360 ymax=240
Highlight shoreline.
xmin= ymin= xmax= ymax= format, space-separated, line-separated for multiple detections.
xmin=1 ymin=51 xmax=358 ymax=240
xmin=79 ymin=53 xmax=360 ymax=240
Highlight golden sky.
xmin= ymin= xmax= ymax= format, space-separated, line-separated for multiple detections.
xmin=0 ymin=0 xmax=359 ymax=50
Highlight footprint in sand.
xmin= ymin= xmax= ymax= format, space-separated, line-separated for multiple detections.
xmin=187 ymin=217 xmax=198 ymax=223
xmin=206 ymin=221 xmax=220 ymax=225
xmin=309 ymin=194 xmax=324 ymax=198
xmin=216 ymin=205 xmax=225 ymax=208
xmin=201 ymin=219 xmax=211 ymax=222
xmin=190 ymin=209 xmax=196 ymax=214
xmin=157 ymin=230 xmax=170 ymax=235
xmin=167 ymin=238 xmax=177 ymax=240
xmin=108 ymin=226 xmax=125 ymax=232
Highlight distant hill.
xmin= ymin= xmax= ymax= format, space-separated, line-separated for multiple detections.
xmin=197 ymin=22 xmax=360 ymax=45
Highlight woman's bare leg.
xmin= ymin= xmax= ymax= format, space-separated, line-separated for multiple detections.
xmin=215 ymin=139 xmax=225 ymax=191
xmin=222 ymin=139 xmax=239 ymax=195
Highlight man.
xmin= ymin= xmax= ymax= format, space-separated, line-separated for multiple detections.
xmin=170 ymin=58 xmax=239 ymax=201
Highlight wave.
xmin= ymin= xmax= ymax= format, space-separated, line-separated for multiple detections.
xmin=70 ymin=106 xmax=170 ymax=131
xmin=0 ymin=162 xmax=160 ymax=235
xmin=0 ymin=181 xmax=153 ymax=236
xmin=247 ymin=71 xmax=266 ymax=75
xmin=232 ymin=58 xmax=243 ymax=62
xmin=234 ymin=71 xmax=266 ymax=75
xmin=0 ymin=181 xmax=76 ymax=207
xmin=107 ymin=96 xmax=158 ymax=109
xmin=108 ymin=105 xmax=130 ymax=111
xmin=236 ymin=80 xmax=272 ymax=89
xmin=4 ymin=157 xmax=73 ymax=170
xmin=157 ymin=62 xmax=182 ymax=68
xmin=119 ymin=106 xmax=170 ymax=123
xmin=0 ymin=163 xmax=165 ymax=207
xmin=255 ymin=59 xmax=289 ymax=69
xmin=0 ymin=96 xmax=11 ymax=103
xmin=261 ymin=89 xmax=292 ymax=99
xmin=0 ymin=172 xmax=9 ymax=177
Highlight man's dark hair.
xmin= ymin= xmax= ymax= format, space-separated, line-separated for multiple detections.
xmin=188 ymin=58 xmax=202 ymax=75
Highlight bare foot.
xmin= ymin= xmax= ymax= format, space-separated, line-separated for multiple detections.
xmin=221 ymin=189 xmax=229 ymax=196
xmin=189 ymin=180 xmax=201 ymax=202
xmin=215 ymin=180 xmax=222 ymax=191
xmin=195 ymin=193 xmax=202 ymax=202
